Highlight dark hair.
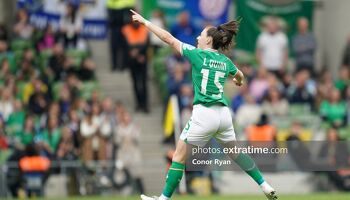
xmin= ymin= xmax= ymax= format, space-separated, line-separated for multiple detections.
xmin=207 ymin=20 xmax=239 ymax=50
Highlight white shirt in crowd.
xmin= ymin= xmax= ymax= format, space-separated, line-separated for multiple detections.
xmin=0 ymin=100 xmax=13 ymax=121
xmin=59 ymin=14 xmax=83 ymax=38
xmin=149 ymin=17 xmax=166 ymax=47
xmin=257 ymin=31 xmax=288 ymax=71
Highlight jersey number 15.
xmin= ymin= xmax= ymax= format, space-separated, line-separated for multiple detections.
xmin=200 ymin=69 xmax=225 ymax=98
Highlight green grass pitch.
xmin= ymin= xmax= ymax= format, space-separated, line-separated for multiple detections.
xmin=29 ymin=193 xmax=350 ymax=200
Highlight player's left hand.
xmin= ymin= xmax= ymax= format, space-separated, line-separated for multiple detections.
xmin=233 ymin=78 xmax=243 ymax=86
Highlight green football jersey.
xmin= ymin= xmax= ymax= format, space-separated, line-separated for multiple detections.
xmin=181 ymin=43 xmax=238 ymax=107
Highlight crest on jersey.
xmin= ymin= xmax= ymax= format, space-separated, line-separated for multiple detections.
xmin=183 ymin=43 xmax=195 ymax=50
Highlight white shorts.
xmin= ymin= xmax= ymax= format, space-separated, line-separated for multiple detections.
xmin=180 ymin=104 xmax=236 ymax=147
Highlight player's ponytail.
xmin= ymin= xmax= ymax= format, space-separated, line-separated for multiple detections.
xmin=207 ymin=20 xmax=239 ymax=51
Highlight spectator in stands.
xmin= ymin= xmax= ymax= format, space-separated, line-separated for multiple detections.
xmin=292 ymin=17 xmax=316 ymax=75
xmin=246 ymin=114 xmax=277 ymax=142
xmin=6 ymin=100 xmax=25 ymax=137
xmin=267 ymin=73 xmax=284 ymax=92
xmin=122 ymin=20 xmax=149 ymax=113
xmin=240 ymin=63 xmax=256 ymax=83
xmin=286 ymin=121 xmax=314 ymax=170
xmin=67 ymin=109 xmax=80 ymax=148
xmin=0 ymin=122 xmax=7 ymax=150
xmin=14 ymin=115 xmax=35 ymax=149
xmin=335 ymin=66 xmax=350 ymax=93
xmin=115 ymin=100 xmax=126 ymax=122
xmin=58 ymin=87 xmax=71 ymax=119
xmin=0 ymin=59 xmax=11 ymax=80
xmin=320 ymin=88 xmax=347 ymax=127
xmin=286 ymin=121 xmax=303 ymax=141
xmin=80 ymin=106 xmax=99 ymax=163
xmin=56 ymin=126 xmax=78 ymax=161
xmin=262 ymin=87 xmax=289 ymax=117
xmin=5 ymin=77 xmax=17 ymax=100
xmin=345 ymin=86 xmax=350 ymax=126
xmin=22 ymin=48 xmax=37 ymax=68
xmin=318 ymin=128 xmax=350 ymax=188
xmin=167 ymin=65 xmax=190 ymax=98
xmin=47 ymin=42 xmax=66 ymax=82
xmin=256 ymin=16 xmax=288 ymax=77
xmin=13 ymin=9 xmax=34 ymax=40
xmin=231 ymin=84 xmax=248 ymax=113
xmin=0 ymin=23 xmax=8 ymax=41
xmin=287 ymin=69 xmax=315 ymax=106
xmin=23 ymin=78 xmax=48 ymax=105
xmin=41 ymin=116 xmax=61 ymax=154
xmin=28 ymin=80 xmax=50 ymax=116
xmin=65 ymin=74 xmax=81 ymax=101
xmin=249 ymin=67 xmax=269 ymax=102
xmin=16 ymin=59 xmax=37 ymax=82
xmin=100 ymin=97 xmax=116 ymax=157
xmin=37 ymin=25 xmax=56 ymax=51
xmin=59 ymin=3 xmax=82 ymax=49
xmin=166 ymin=51 xmax=191 ymax=79
xmin=43 ymin=102 xmax=62 ymax=127
xmin=0 ymin=87 xmax=14 ymax=121
xmin=0 ymin=39 xmax=9 ymax=55
xmin=235 ymin=95 xmax=262 ymax=128
xmin=78 ymin=58 xmax=96 ymax=81
xmin=171 ymin=11 xmax=196 ymax=45
xmin=115 ymin=110 xmax=144 ymax=194
xmin=106 ymin=0 xmax=135 ymax=71
xmin=149 ymin=10 xmax=166 ymax=53
xmin=91 ymin=102 xmax=109 ymax=161
xmin=342 ymin=33 xmax=350 ymax=68
xmin=316 ymin=70 xmax=334 ymax=106
xmin=179 ymin=84 xmax=193 ymax=111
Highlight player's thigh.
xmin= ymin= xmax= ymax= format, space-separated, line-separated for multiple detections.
xmin=215 ymin=106 xmax=236 ymax=143
xmin=180 ymin=105 xmax=219 ymax=147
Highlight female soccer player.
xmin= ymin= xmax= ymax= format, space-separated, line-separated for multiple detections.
xmin=130 ymin=10 xmax=278 ymax=200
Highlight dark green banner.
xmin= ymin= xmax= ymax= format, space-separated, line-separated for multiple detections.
xmin=236 ymin=0 xmax=313 ymax=53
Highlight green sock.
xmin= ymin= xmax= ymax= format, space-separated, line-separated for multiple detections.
xmin=234 ymin=153 xmax=265 ymax=185
xmin=162 ymin=161 xmax=185 ymax=198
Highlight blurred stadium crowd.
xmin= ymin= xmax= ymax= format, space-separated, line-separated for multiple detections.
xmin=0 ymin=0 xmax=350 ymax=198
xmin=0 ymin=2 xmax=144 ymax=197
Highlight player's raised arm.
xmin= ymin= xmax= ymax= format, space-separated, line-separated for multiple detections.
xmin=130 ymin=9 xmax=182 ymax=54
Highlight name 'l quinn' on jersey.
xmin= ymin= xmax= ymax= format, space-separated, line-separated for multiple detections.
xmin=203 ymin=58 xmax=227 ymax=71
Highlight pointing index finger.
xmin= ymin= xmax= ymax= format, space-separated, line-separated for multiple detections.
xmin=130 ymin=9 xmax=138 ymax=15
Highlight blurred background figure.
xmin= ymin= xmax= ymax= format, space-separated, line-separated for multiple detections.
xmin=292 ymin=17 xmax=316 ymax=76
xmin=115 ymin=110 xmax=144 ymax=194
xmin=106 ymin=0 xmax=136 ymax=71
xmin=342 ymin=33 xmax=350 ymax=69
xmin=256 ymin=16 xmax=288 ymax=78
xmin=13 ymin=8 xmax=33 ymax=40
xmin=122 ymin=19 xmax=149 ymax=113
xmin=59 ymin=3 xmax=82 ymax=49
xmin=0 ymin=0 xmax=350 ymax=198
xmin=149 ymin=10 xmax=166 ymax=53
xmin=171 ymin=11 xmax=197 ymax=46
